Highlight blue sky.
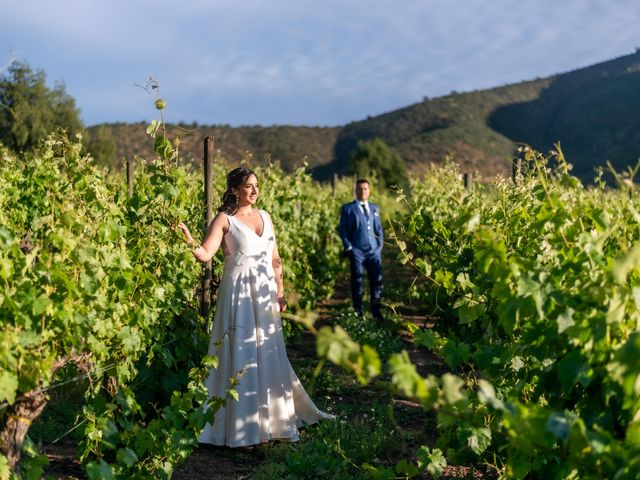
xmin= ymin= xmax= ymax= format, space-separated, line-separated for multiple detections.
xmin=2 ymin=0 xmax=639 ymax=127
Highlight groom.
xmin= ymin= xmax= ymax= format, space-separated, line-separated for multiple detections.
xmin=339 ymin=179 xmax=384 ymax=320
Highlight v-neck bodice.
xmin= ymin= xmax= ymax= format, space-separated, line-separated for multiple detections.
xmin=230 ymin=210 xmax=265 ymax=238
xmin=222 ymin=209 xmax=275 ymax=271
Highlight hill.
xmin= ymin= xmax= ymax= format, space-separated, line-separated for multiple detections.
xmin=92 ymin=122 xmax=340 ymax=171
xmin=90 ymin=50 xmax=640 ymax=182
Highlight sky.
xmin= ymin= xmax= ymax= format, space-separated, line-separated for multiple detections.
xmin=2 ymin=0 xmax=639 ymax=127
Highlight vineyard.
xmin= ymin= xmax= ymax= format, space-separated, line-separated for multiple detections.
xmin=2 ymin=131 xmax=640 ymax=480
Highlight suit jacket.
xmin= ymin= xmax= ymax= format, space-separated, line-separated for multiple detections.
xmin=339 ymin=200 xmax=383 ymax=254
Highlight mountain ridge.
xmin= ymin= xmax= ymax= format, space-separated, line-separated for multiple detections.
xmin=91 ymin=50 xmax=640 ymax=182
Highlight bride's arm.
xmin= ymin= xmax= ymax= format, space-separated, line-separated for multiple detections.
xmin=265 ymin=212 xmax=286 ymax=312
xmin=178 ymin=213 xmax=228 ymax=263
xmin=272 ymin=241 xmax=285 ymax=311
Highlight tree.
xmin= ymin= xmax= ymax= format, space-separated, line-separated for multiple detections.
xmin=347 ymin=138 xmax=408 ymax=191
xmin=85 ymin=125 xmax=117 ymax=167
xmin=0 ymin=61 xmax=83 ymax=152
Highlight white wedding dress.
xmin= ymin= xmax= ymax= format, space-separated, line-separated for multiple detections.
xmin=199 ymin=209 xmax=331 ymax=447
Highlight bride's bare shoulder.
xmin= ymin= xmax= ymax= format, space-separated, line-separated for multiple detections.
xmin=212 ymin=211 xmax=231 ymax=231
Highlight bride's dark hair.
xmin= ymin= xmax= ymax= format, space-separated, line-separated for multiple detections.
xmin=218 ymin=167 xmax=257 ymax=215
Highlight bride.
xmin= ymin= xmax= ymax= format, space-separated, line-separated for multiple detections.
xmin=178 ymin=167 xmax=332 ymax=447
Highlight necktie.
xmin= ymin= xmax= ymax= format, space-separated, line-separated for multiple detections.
xmin=360 ymin=203 xmax=369 ymax=218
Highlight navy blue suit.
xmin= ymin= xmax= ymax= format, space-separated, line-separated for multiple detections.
xmin=339 ymin=200 xmax=383 ymax=319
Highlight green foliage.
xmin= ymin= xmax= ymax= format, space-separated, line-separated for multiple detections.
xmin=0 ymin=135 xmax=216 ymax=477
xmin=253 ymin=310 xmax=412 ymax=480
xmin=255 ymin=410 xmax=396 ymax=480
xmin=336 ymin=311 xmax=403 ymax=361
xmin=364 ymin=445 xmax=447 ymax=480
xmin=346 ymin=138 xmax=408 ymax=191
xmin=0 ymin=119 xmax=346 ymax=475
xmin=0 ymin=61 xmax=83 ymax=152
xmin=317 ymin=325 xmax=381 ymax=385
xmin=389 ymin=146 xmax=640 ymax=478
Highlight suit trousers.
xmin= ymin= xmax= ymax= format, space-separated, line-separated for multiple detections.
xmin=348 ymin=247 xmax=382 ymax=318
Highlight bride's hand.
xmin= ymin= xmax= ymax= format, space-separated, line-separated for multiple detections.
xmin=277 ymin=294 xmax=287 ymax=312
xmin=177 ymin=222 xmax=194 ymax=245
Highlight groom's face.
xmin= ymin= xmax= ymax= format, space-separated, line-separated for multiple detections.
xmin=356 ymin=182 xmax=370 ymax=202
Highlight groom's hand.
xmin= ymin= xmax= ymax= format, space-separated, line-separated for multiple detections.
xmin=342 ymin=248 xmax=352 ymax=259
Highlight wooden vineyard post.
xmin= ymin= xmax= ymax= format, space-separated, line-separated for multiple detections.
xmin=463 ymin=172 xmax=473 ymax=191
xmin=512 ymin=157 xmax=522 ymax=184
xmin=127 ymin=157 xmax=134 ymax=198
xmin=201 ymin=137 xmax=214 ymax=319
xmin=326 ymin=173 xmax=339 ymax=248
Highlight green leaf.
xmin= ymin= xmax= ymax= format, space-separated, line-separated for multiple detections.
xmin=464 ymin=213 xmax=480 ymax=233
xmin=434 ymin=269 xmax=455 ymax=291
xmin=557 ymin=307 xmax=575 ymax=334
xmin=626 ymin=420 xmax=640 ymax=447
xmin=0 ymin=257 xmax=14 ymax=280
xmin=86 ymin=460 xmax=116 ymax=480
xmin=202 ymin=355 xmax=219 ymax=370
xmin=388 ymin=351 xmax=432 ymax=402
xmin=416 ymin=446 xmax=446 ymax=478
xmin=441 ymin=339 xmax=470 ymax=369
xmin=467 ymin=426 xmax=491 ymax=455
xmin=116 ymin=447 xmax=139 ymax=466
xmin=154 ymin=136 xmax=174 ymax=160
xmin=415 ymin=257 xmax=432 ymax=277
xmin=0 ymin=227 xmax=16 ymax=248
xmin=414 ymin=329 xmax=439 ymax=350
xmin=0 ymin=371 xmax=19 ymax=403
xmin=159 ymin=181 xmax=179 ymax=201
xmin=474 ymin=229 xmax=507 ymax=273
xmin=456 ymin=298 xmax=485 ymax=324
xmin=0 ymin=454 xmax=11 ymax=480
xmin=606 ymin=292 xmax=625 ymax=324
xmin=362 ymin=463 xmax=395 ymax=480
xmin=31 ymin=294 xmax=49 ymax=316
xmin=359 ymin=344 xmax=382 ymax=382
xmin=613 ymin=242 xmax=640 ymax=284
xmin=395 ymin=459 xmax=420 ymax=476
xmin=228 ymin=388 xmax=239 ymax=401
xmin=427 ymin=448 xmax=446 ymax=479
xmin=477 ymin=379 xmax=505 ymax=410
xmin=507 ymin=453 xmax=531 ymax=480
xmin=146 ymin=119 xmax=160 ymax=137
xmin=442 ymin=373 xmax=466 ymax=405
xmin=557 ymin=350 xmax=590 ymax=394
xmin=517 ymin=274 xmax=545 ymax=319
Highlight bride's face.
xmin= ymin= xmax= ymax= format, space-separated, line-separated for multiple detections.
xmin=236 ymin=174 xmax=259 ymax=206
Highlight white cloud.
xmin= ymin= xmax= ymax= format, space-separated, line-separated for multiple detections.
xmin=1 ymin=0 xmax=638 ymax=125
